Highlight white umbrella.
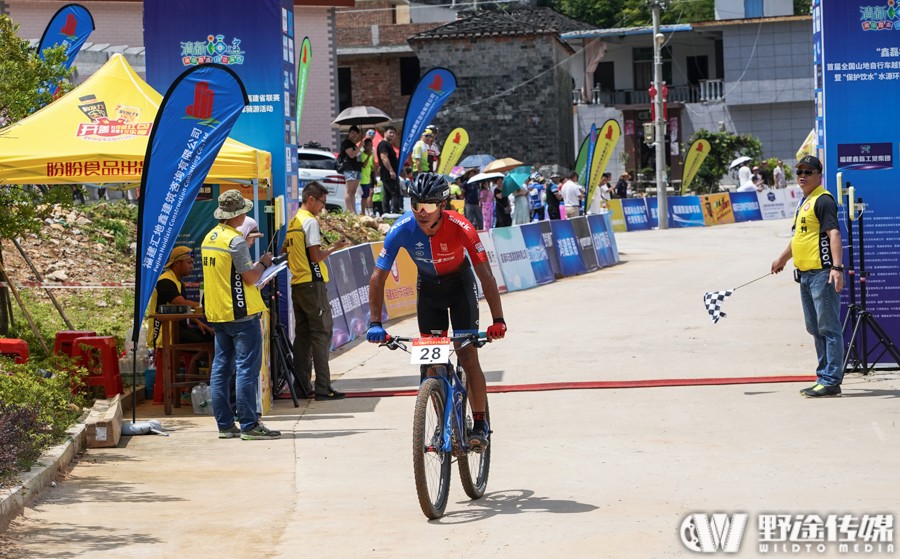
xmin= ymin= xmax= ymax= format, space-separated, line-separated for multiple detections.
xmin=467 ymin=172 xmax=505 ymax=184
xmin=728 ymin=156 xmax=751 ymax=169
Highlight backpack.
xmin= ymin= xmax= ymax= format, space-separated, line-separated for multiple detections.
xmin=334 ymin=154 xmax=346 ymax=174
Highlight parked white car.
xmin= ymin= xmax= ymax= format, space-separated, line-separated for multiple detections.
xmin=297 ymin=143 xmax=347 ymax=212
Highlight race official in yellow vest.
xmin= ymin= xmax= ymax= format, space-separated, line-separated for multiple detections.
xmin=771 ymin=155 xmax=845 ymax=398
xmin=201 ymin=190 xmax=280 ymax=440
xmin=146 ymin=246 xmax=212 ymax=349
xmin=283 ymin=181 xmax=348 ymax=401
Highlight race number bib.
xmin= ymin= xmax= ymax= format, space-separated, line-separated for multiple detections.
xmin=410 ymin=337 xmax=451 ymax=365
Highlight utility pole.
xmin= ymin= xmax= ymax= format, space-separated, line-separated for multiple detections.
xmin=651 ymin=1 xmax=668 ymax=229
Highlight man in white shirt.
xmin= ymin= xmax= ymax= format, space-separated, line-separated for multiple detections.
xmin=560 ymin=171 xmax=584 ymax=218
xmin=587 ymin=172 xmax=612 ymax=215
xmin=737 ymin=162 xmax=754 ymax=191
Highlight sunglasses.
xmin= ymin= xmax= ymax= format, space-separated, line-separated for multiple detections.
xmin=412 ymin=201 xmax=441 ymax=213
xmin=796 ymin=169 xmax=817 ymax=176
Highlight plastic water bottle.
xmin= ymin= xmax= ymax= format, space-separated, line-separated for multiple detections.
xmin=191 ymin=383 xmax=213 ymax=415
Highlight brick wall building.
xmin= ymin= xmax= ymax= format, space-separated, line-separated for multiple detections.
xmin=336 ymin=1 xmax=441 ymax=121
xmin=409 ymin=8 xmax=593 ymax=168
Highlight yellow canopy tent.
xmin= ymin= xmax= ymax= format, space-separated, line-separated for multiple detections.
xmin=0 ymin=53 xmax=271 ymax=187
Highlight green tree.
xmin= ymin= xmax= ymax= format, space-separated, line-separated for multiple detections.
xmin=555 ymin=0 xmax=715 ymax=28
xmin=0 ymin=15 xmax=73 ymax=126
xmin=686 ymin=129 xmax=762 ymax=193
xmin=0 ymin=14 xmax=75 ymax=334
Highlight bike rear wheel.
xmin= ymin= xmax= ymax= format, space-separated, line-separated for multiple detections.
xmin=458 ymin=399 xmax=491 ymax=499
xmin=412 ymin=378 xmax=451 ymax=519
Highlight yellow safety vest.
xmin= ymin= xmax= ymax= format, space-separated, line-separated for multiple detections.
xmin=146 ymin=268 xmax=182 ymax=348
xmin=201 ymin=224 xmax=266 ymax=322
xmin=412 ymin=140 xmax=430 ymax=173
xmin=284 ymin=209 xmax=328 ymax=285
xmin=791 ymin=186 xmax=835 ymax=271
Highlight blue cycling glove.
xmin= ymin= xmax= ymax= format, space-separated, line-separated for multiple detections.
xmin=366 ymin=322 xmax=387 ymax=343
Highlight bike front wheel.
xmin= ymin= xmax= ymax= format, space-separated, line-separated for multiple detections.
xmin=412 ymin=377 xmax=451 ymax=519
xmin=458 ymin=400 xmax=491 ymax=499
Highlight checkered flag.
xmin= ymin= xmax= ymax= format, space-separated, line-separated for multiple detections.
xmin=703 ymin=289 xmax=734 ymax=324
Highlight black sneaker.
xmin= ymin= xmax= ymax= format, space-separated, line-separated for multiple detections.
xmin=315 ymin=388 xmax=346 ymax=401
xmin=240 ymin=422 xmax=282 ymax=440
xmin=467 ymin=426 xmax=489 ymax=453
xmin=802 ymin=383 xmax=842 ymax=398
xmin=799 ymin=383 xmax=819 ymax=395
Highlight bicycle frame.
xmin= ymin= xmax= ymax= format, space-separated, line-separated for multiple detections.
xmin=431 ymin=362 xmax=468 ymax=456
xmin=383 ymin=333 xmax=486 ymax=456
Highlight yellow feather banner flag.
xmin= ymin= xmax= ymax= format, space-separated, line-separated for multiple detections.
xmin=796 ymin=129 xmax=816 ymax=161
xmin=681 ymin=139 xmax=711 ymax=194
xmin=436 ymin=127 xmax=469 ymax=176
xmin=585 ymin=119 xmax=621 ymax=211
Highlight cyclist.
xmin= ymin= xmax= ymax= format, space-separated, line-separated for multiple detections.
xmin=366 ymin=172 xmax=507 ymax=452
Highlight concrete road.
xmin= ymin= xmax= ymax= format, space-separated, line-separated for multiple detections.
xmin=2 ymin=219 xmax=899 ymax=559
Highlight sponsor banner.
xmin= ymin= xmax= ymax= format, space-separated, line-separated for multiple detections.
xmin=648 ymin=195 xmax=705 ymax=228
xmin=324 ymin=275 xmax=350 ymax=351
xmin=326 ymin=249 xmax=367 ymax=342
xmin=295 ymin=36 xmax=311 ymax=139
xmin=606 ymin=198 xmax=628 ymax=232
xmin=132 ymin=64 xmax=248 ymax=341
xmin=490 ymin=227 xmax=538 ymax=291
xmin=535 ymin=220 xmax=561 ymax=278
xmin=819 ymin=0 xmax=900 ymax=355
xmin=586 ymin=214 xmax=617 ymax=267
xmin=756 ymin=189 xmax=790 ymax=220
xmin=681 ymin=139 xmax=710 ymax=194
xmin=569 ymin=216 xmax=599 ymax=271
xmin=38 ymin=4 xmax=95 ymax=94
xmin=837 ymin=142 xmax=893 ymax=171
xmin=549 ymin=220 xmax=587 ymax=277
xmin=477 ymin=231 xmax=508 ymax=294
xmin=436 ymin=127 xmax=469 ymax=176
xmin=729 ymin=191 xmax=764 ymax=222
xmin=258 ymin=311 xmax=272 ymax=414
xmin=700 ymin=193 xmax=735 ymax=226
xmin=349 ymin=244 xmax=387 ymax=326
xmin=622 ymin=198 xmax=651 ymax=231
xmin=145 ymin=0 xmax=297 ymax=239
xmin=370 ymin=241 xmax=419 ymax=319
xmin=398 ymin=68 xmax=457 ymax=171
xmin=519 ymin=223 xmax=555 ymax=285
xmin=603 ymin=213 xmax=620 ymax=263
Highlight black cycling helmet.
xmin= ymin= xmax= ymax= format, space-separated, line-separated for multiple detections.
xmin=410 ymin=172 xmax=450 ymax=202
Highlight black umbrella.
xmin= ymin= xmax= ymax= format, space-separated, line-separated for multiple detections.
xmin=331 ymin=106 xmax=392 ymax=128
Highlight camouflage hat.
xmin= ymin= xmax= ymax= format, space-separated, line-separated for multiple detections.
xmin=214 ymin=189 xmax=253 ymax=220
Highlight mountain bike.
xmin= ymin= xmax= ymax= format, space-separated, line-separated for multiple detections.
xmin=380 ymin=332 xmax=491 ymax=519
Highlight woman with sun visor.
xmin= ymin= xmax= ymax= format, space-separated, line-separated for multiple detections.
xmin=365 ymin=172 xmax=507 ymax=451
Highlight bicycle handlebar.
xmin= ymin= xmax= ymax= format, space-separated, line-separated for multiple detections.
xmin=379 ymin=332 xmax=489 ymax=351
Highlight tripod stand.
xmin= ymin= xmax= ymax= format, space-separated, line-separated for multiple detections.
xmin=264 ymin=279 xmax=303 ymax=406
xmin=841 ymin=190 xmax=900 ymax=374
xmin=262 ymin=201 xmax=304 ymax=407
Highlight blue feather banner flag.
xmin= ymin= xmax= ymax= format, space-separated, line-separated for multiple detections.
xmin=131 ymin=64 xmax=249 ymax=345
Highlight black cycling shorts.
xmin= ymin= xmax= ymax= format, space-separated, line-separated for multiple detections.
xmin=416 ymin=265 xmax=479 ymax=336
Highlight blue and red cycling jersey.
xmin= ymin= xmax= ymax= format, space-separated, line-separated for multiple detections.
xmin=376 ymin=210 xmax=488 ymax=280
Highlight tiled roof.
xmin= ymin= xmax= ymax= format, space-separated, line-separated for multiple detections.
xmin=410 ymin=7 xmax=594 ymax=41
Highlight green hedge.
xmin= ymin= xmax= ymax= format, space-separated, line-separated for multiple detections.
xmin=0 ymin=357 xmax=86 ymax=482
